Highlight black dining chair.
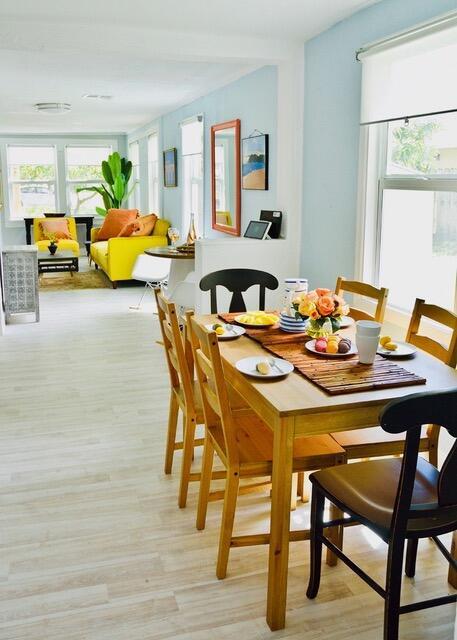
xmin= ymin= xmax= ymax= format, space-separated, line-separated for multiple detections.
xmin=306 ymin=389 xmax=457 ymax=640
xmin=199 ymin=268 xmax=279 ymax=314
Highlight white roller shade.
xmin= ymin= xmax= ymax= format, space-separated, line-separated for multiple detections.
xmin=360 ymin=12 xmax=457 ymax=125
xmin=181 ymin=116 xmax=203 ymax=156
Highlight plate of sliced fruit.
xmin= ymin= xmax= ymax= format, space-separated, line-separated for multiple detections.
xmin=305 ymin=335 xmax=357 ymax=357
xmin=234 ymin=311 xmax=279 ymax=328
xmin=377 ymin=336 xmax=417 ymax=357
xmin=206 ymin=322 xmax=245 ymax=340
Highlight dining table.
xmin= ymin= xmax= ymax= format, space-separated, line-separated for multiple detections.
xmin=192 ymin=314 xmax=457 ymax=631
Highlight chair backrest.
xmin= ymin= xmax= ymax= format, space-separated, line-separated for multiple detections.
xmin=406 ymin=298 xmax=457 ymax=367
xmin=189 ymin=315 xmax=239 ymax=465
xmin=154 ymin=288 xmax=195 ymax=414
xmin=199 ymin=268 xmax=279 ymax=314
xmin=33 ymin=217 xmax=77 ymax=242
xmin=380 ymin=390 xmax=457 ymax=528
xmin=335 ymin=276 xmax=388 ymax=323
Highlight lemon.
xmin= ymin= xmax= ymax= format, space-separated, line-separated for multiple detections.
xmin=256 ymin=360 xmax=271 ymax=375
xmin=215 ymin=327 xmax=225 ymax=336
xmin=384 ymin=342 xmax=398 ymax=351
xmin=380 ymin=336 xmax=391 ymax=347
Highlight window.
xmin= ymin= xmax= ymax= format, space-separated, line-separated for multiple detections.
xmin=148 ymin=133 xmax=159 ymax=213
xmin=181 ymin=116 xmax=203 ymax=233
xmin=365 ymin=113 xmax=457 ymax=312
xmin=129 ymin=141 xmax=140 ymax=210
xmin=65 ymin=146 xmax=112 ymax=216
xmin=6 ymin=145 xmax=57 ymax=220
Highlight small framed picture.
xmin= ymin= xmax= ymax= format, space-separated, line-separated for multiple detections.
xmin=242 ymin=134 xmax=269 ymax=190
xmin=163 ymin=148 xmax=177 ymax=187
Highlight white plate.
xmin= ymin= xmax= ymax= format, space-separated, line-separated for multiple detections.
xmin=339 ymin=316 xmax=354 ymax=328
xmin=234 ymin=313 xmax=279 ymax=328
xmin=377 ymin=342 xmax=417 ymax=357
xmin=305 ymin=339 xmax=358 ymax=357
xmin=205 ymin=323 xmax=245 ymax=340
xmin=235 ymin=356 xmax=294 ymax=379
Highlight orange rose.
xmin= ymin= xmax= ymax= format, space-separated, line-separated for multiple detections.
xmin=306 ymin=290 xmax=319 ymax=303
xmin=334 ymin=294 xmax=350 ymax=316
xmin=309 ymin=309 xmax=320 ymax=320
xmin=316 ymin=288 xmax=331 ymax=297
xmin=316 ymin=295 xmax=335 ymax=316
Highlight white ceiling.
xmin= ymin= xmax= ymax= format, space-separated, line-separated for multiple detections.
xmin=0 ymin=0 xmax=379 ymax=134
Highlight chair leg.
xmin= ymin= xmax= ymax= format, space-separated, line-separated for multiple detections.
xmin=216 ymin=468 xmax=240 ymax=580
xmin=297 ymin=472 xmax=304 ymax=498
xmin=428 ymin=443 xmax=438 ymax=468
xmin=164 ymin=393 xmax=179 ymax=474
xmin=306 ymin=487 xmax=325 ymax=599
xmin=291 ymin=473 xmax=298 ymax=511
xmin=325 ymin=501 xmax=343 ymax=567
xmin=178 ymin=415 xmax=196 ymax=508
xmin=300 ymin=472 xmax=310 ymax=503
xmin=405 ymin=539 xmax=418 ymax=578
xmin=196 ymin=434 xmax=214 ymax=531
xmin=384 ymin=535 xmax=406 ymax=640
xmin=448 ymin=532 xmax=457 ymax=588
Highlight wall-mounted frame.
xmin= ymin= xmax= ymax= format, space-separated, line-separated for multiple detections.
xmin=211 ymin=119 xmax=241 ymax=236
xmin=163 ymin=147 xmax=177 ymax=187
xmin=242 ymin=133 xmax=269 ymax=190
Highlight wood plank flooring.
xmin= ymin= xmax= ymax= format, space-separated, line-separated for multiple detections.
xmin=0 ymin=283 xmax=455 ymax=639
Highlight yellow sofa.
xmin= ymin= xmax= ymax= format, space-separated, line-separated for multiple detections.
xmin=33 ymin=217 xmax=80 ymax=256
xmin=90 ymin=218 xmax=170 ymax=287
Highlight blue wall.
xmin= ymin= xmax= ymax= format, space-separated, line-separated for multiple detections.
xmin=301 ymin=0 xmax=457 ymax=288
xmin=129 ymin=65 xmax=278 ymax=238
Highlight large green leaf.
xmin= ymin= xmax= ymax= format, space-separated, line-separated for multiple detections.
xmin=122 ymin=160 xmax=132 ymax=183
xmin=76 ymin=185 xmax=104 ymax=195
xmin=108 ymin=151 xmax=122 ymax=178
xmin=100 ymin=184 xmax=113 ymax=211
xmin=113 ymin=173 xmax=126 ymax=201
xmin=102 ymin=160 xmax=114 ymax=185
xmin=96 ymin=206 xmax=107 ymax=217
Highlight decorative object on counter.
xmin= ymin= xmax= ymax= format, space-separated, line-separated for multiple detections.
xmin=280 ymin=278 xmax=308 ymax=332
xmin=163 ymin=148 xmax=177 ymax=187
xmin=76 ymin=151 xmax=135 ymax=217
xmin=289 ymin=287 xmax=349 ymax=338
xmin=242 ymin=132 xmax=269 ymax=190
xmin=186 ymin=212 xmax=198 ymax=245
xmin=211 ymin=119 xmax=241 ymax=236
xmin=260 ymin=210 xmax=282 ymax=238
xmin=167 ymin=227 xmax=180 ymax=249
xmin=47 ymin=234 xmax=58 ymax=255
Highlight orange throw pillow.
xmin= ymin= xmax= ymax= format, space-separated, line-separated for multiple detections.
xmin=131 ymin=213 xmax=158 ymax=237
xmin=97 ymin=208 xmax=139 ymax=241
xmin=39 ymin=219 xmax=70 ymax=240
xmin=117 ymin=221 xmax=137 ymax=237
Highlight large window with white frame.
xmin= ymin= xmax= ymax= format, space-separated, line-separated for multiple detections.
xmin=181 ymin=116 xmax=203 ymax=234
xmin=6 ymin=145 xmax=57 ymax=220
xmin=65 ymin=145 xmax=112 ymax=216
xmin=148 ymin=132 xmax=159 ymax=213
xmin=129 ymin=140 xmax=140 ymax=210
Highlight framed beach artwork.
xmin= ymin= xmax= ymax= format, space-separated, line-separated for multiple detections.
xmin=163 ymin=148 xmax=177 ymax=187
xmin=242 ymin=133 xmax=269 ymax=190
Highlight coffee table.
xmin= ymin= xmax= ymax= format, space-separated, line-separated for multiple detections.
xmin=38 ymin=251 xmax=79 ymax=274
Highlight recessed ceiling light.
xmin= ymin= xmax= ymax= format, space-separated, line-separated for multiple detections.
xmin=82 ymin=94 xmax=113 ymax=100
xmin=35 ymin=102 xmax=71 ymax=114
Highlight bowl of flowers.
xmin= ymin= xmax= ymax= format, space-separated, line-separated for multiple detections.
xmin=291 ymin=288 xmax=349 ymax=338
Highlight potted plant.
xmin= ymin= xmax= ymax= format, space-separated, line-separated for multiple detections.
xmin=291 ymin=288 xmax=349 ymax=338
xmin=76 ymin=151 xmax=136 ymax=217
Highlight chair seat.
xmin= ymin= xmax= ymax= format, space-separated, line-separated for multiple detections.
xmin=310 ymin=457 xmax=455 ymax=539
xmin=332 ymin=426 xmax=431 ymax=457
xmin=209 ymin=414 xmax=345 ymax=469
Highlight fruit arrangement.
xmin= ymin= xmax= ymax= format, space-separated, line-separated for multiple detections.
xmin=211 ymin=323 xmax=226 ymax=336
xmin=236 ymin=311 xmax=278 ymax=326
xmin=314 ymin=335 xmax=352 ymax=354
xmin=256 ymin=359 xmax=271 ymax=375
xmin=379 ymin=335 xmax=398 ymax=351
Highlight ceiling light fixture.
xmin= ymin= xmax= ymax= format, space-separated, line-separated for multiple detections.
xmin=35 ymin=102 xmax=71 ymax=114
xmin=82 ymin=94 xmax=113 ymax=100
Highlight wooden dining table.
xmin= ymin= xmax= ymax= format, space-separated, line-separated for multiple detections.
xmin=192 ymin=314 xmax=457 ymax=631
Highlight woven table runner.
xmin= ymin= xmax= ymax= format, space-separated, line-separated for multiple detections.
xmin=218 ymin=312 xmax=426 ymax=395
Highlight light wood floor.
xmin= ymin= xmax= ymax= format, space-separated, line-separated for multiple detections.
xmin=1 ymin=283 xmax=456 ymax=639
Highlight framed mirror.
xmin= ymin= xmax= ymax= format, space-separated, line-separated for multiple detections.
xmin=211 ymin=119 xmax=241 ymax=236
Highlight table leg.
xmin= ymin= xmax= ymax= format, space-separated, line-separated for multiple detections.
xmin=448 ymin=531 xmax=457 ymax=588
xmin=266 ymin=415 xmax=294 ymax=631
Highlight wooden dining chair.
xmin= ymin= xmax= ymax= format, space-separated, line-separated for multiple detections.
xmin=335 ymin=276 xmax=388 ymax=322
xmin=189 ymin=316 xmax=347 ymax=579
xmin=199 ymin=268 xmax=279 ymax=314
xmin=332 ymin=299 xmax=457 ymax=467
xmin=307 ymin=389 xmax=457 ymax=640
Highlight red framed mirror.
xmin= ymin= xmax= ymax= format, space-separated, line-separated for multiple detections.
xmin=211 ymin=119 xmax=241 ymax=236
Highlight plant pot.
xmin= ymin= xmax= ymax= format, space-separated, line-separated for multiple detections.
xmin=48 ymin=244 xmax=57 ymax=255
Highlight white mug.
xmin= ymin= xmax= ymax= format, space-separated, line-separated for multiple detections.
xmin=356 ymin=320 xmax=381 ymax=364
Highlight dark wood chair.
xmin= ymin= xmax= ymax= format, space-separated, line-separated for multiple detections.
xmin=307 ymin=389 xmax=457 ymax=640
xmin=199 ymin=268 xmax=279 ymax=314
